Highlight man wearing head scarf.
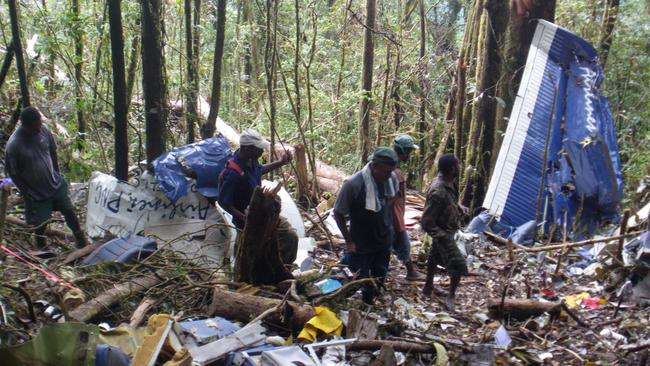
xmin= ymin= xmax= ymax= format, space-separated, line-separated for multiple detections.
xmin=333 ymin=147 xmax=399 ymax=304
xmin=218 ymin=128 xmax=297 ymax=264
xmin=391 ymin=135 xmax=425 ymax=280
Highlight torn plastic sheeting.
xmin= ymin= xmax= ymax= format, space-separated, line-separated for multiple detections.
xmin=297 ymin=306 xmax=343 ymax=342
xmin=154 ymin=134 xmax=231 ymax=202
xmin=483 ymin=20 xmax=622 ymax=238
xmin=467 ymin=210 xmax=537 ymax=245
xmin=0 ymin=322 xmax=99 ymax=366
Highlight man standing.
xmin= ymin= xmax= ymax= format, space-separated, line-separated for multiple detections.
xmin=333 ymin=147 xmax=398 ymax=304
xmin=420 ymin=153 xmax=468 ymax=311
xmin=392 ymin=135 xmax=425 ymax=281
xmin=218 ymin=128 xmax=297 ymax=264
xmin=5 ymin=107 xmax=87 ymax=248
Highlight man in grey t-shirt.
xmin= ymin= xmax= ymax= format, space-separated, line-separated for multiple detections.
xmin=5 ymin=107 xmax=87 ymax=248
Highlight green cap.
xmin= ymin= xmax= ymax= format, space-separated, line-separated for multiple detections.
xmin=369 ymin=147 xmax=399 ymax=166
xmin=393 ymin=135 xmax=419 ymax=151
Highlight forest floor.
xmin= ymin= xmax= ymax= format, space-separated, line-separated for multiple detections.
xmin=0 ymin=185 xmax=648 ymax=365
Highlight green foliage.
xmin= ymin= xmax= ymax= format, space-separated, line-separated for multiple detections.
xmin=0 ymin=0 xmax=646 ymax=201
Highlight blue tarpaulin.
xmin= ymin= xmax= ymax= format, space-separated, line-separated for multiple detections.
xmin=153 ymin=134 xmax=231 ymax=203
xmin=483 ymin=20 xmax=622 ymax=238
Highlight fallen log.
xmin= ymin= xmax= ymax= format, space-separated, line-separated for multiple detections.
xmin=488 ymin=298 xmax=561 ymax=320
xmin=348 ymin=339 xmax=438 ymax=354
xmin=67 ymin=274 xmax=161 ymax=322
xmin=208 ymin=287 xmax=314 ymax=331
xmin=235 ymin=185 xmax=293 ymax=285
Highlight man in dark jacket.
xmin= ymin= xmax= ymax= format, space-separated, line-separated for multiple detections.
xmin=5 ymin=107 xmax=87 ymax=248
xmin=333 ymin=147 xmax=398 ymax=304
xmin=420 ymin=153 xmax=468 ymax=311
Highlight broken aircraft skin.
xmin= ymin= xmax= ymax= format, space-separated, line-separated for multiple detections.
xmin=483 ymin=20 xmax=623 ymax=239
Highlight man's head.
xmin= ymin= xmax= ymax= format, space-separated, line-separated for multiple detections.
xmin=20 ymin=106 xmax=42 ymax=135
xmin=239 ymin=128 xmax=270 ymax=160
xmin=369 ymin=147 xmax=399 ymax=182
xmin=438 ymin=153 xmax=460 ymax=179
xmin=393 ymin=134 xmax=418 ymax=162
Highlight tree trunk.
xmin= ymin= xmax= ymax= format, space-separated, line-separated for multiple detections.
xmin=184 ymin=0 xmax=198 ymax=143
xmin=234 ymin=186 xmax=293 ymax=286
xmin=264 ymin=0 xmax=278 ymax=163
xmin=202 ymin=0 xmax=227 ymax=139
xmin=359 ymin=0 xmax=376 ymax=164
xmin=141 ymin=0 xmax=167 ymax=165
xmin=294 ymin=144 xmax=310 ymax=205
xmin=108 ymin=0 xmax=129 ymax=181
xmin=487 ymin=298 xmax=561 ymax=320
xmin=492 ymin=0 xmax=555 ymax=166
xmin=0 ymin=43 xmax=14 ymax=91
xmin=461 ymin=0 xmax=509 ymax=210
xmin=125 ymin=31 xmax=140 ymax=109
xmin=598 ymin=0 xmax=619 ymax=68
xmin=417 ymin=0 xmax=427 ymax=172
xmin=7 ymin=0 xmax=30 ymax=107
xmin=72 ymin=0 xmax=85 ymax=151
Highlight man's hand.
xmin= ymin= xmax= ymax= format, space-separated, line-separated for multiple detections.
xmin=280 ymin=151 xmax=293 ymax=165
xmin=346 ymin=241 xmax=357 ymax=254
xmin=459 ymin=203 xmax=470 ymax=216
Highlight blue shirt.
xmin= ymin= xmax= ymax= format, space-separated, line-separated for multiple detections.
xmin=217 ymin=149 xmax=263 ymax=228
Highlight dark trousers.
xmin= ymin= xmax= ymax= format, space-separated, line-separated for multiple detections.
xmin=24 ymin=180 xmax=84 ymax=248
xmin=342 ymin=249 xmax=390 ymax=304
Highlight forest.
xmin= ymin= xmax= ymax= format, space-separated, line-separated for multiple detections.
xmin=0 ymin=0 xmax=649 ymax=365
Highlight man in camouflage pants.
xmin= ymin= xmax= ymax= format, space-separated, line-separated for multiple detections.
xmin=420 ymin=153 xmax=468 ymax=311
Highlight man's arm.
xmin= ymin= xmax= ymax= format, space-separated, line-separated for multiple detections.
xmin=217 ymin=171 xmax=245 ymax=224
xmin=332 ymin=179 xmax=358 ymax=253
xmin=420 ymin=191 xmax=444 ymax=236
xmin=333 ymin=211 xmax=356 ymax=253
xmin=4 ymin=148 xmax=29 ymax=194
xmin=47 ymin=128 xmax=61 ymax=173
xmin=222 ymin=203 xmax=246 ymax=225
xmin=262 ymin=151 xmax=292 ymax=174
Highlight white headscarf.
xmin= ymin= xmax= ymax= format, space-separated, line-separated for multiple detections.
xmin=239 ymin=129 xmax=270 ymax=149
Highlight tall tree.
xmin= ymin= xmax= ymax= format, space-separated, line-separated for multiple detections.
xmin=141 ymin=0 xmax=167 ymax=164
xmin=359 ymin=0 xmax=376 ymax=164
xmin=184 ymin=0 xmax=198 ymax=143
xmin=7 ymin=0 xmax=30 ymax=107
xmin=598 ymin=0 xmax=620 ymax=68
xmin=417 ymin=0 xmax=427 ymax=175
xmin=108 ymin=0 xmax=129 ymax=180
xmin=0 ymin=43 xmax=14 ymax=91
xmin=72 ymin=0 xmax=85 ymax=150
xmin=202 ymin=0 xmax=227 ymax=139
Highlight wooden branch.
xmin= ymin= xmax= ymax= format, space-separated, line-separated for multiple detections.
xmin=67 ymin=274 xmax=161 ymax=322
xmin=617 ymin=209 xmax=631 ymax=261
xmin=61 ymin=242 xmax=102 ymax=265
xmin=485 ymin=231 xmax=645 ymax=253
xmin=314 ymin=278 xmax=375 ymax=306
xmin=621 ymin=339 xmax=650 ymax=353
xmin=348 ymin=339 xmax=437 ymax=353
xmin=129 ymin=297 xmax=158 ymax=327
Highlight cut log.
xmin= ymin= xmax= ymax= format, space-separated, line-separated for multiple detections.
xmin=488 ymin=298 xmax=561 ymax=320
xmin=208 ymin=287 xmax=314 ymax=331
xmin=235 ymin=185 xmax=293 ymax=285
xmin=67 ymin=274 xmax=161 ymax=322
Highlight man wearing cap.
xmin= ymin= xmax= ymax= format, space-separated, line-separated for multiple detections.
xmin=392 ymin=135 xmax=425 ymax=281
xmin=420 ymin=153 xmax=468 ymax=311
xmin=333 ymin=147 xmax=398 ymax=304
xmin=5 ymin=106 xmax=88 ymax=249
xmin=218 ymin=128 xmax=297 ymax=264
